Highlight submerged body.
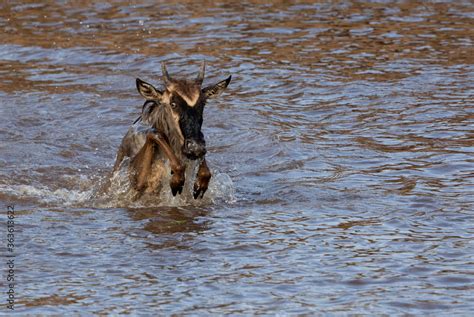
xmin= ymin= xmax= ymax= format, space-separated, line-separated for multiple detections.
xmin=114 ymin=121 xmax=167 ymax=195
xmin=113 ymin=62 xmax=231 ymax=199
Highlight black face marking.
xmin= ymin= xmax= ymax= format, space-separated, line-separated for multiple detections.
xmin=170 ymin=94 xmax=205 ymax=142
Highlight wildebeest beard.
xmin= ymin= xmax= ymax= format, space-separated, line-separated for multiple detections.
xmin=139 ymin=101 xmax=183 ymax=157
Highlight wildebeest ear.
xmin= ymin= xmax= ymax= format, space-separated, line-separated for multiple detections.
xmin=136 ymin=78 xmax=162 ymax=100
xmin=202 ymin=75 xmax=231 ymax=99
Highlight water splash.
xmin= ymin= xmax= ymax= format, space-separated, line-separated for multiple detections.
xmin=93 ymin=161 xmax=235 ymax=208
xmin=0 ymin=164 xmax=235 ymax=209
xmin=0 ymin=183 xmax=94 ymax=207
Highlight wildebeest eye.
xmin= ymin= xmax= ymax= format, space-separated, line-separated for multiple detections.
xmin=170 ymin=102 xmax=178 ymax=110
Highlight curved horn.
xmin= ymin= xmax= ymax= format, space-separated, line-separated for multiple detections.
xmin=161 ymin=62 xmax=171 ymax=86
xmin=196 ymin=61 xmax=205 ymax=85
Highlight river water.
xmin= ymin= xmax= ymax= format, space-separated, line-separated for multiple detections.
xmin=1 ymin=1 xmax=473 ymax=315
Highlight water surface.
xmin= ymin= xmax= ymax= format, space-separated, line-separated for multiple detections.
xmin=1 ymin=1 xmax=473 ymax=315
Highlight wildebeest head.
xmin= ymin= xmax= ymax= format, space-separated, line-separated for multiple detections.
xmin=136 ymin=62 xmax=231 ymax=160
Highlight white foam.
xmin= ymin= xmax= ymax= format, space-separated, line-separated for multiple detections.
xmin=0 ymin=165 xmax=235 ymax=208
xmin=0 ymin=184 xmax=94 ymax=206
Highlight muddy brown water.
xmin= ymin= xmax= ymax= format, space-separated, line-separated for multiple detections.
xmin=1 ymin=1 xmax=473 ymax=315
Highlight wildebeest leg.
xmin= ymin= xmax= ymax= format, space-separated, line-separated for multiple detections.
xmin=193 ymin=158 xmax=211 ymax=199
xmin=146 ymin=132 xmax=185 ymax=196
xmin=130 ymin=139 xmax=155 ymax=192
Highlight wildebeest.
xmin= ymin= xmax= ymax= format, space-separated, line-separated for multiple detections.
xmin=113 ymin=62 xmax=231 ymax=199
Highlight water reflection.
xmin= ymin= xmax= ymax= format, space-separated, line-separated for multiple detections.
xmin=130 ymin=206 xmax=210 ymax=235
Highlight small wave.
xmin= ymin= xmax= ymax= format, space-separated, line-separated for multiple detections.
xmin=0 ymin=183 xmax=94 ymax=207
xmin=0 ymin=166 xmax=235 ymax=209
